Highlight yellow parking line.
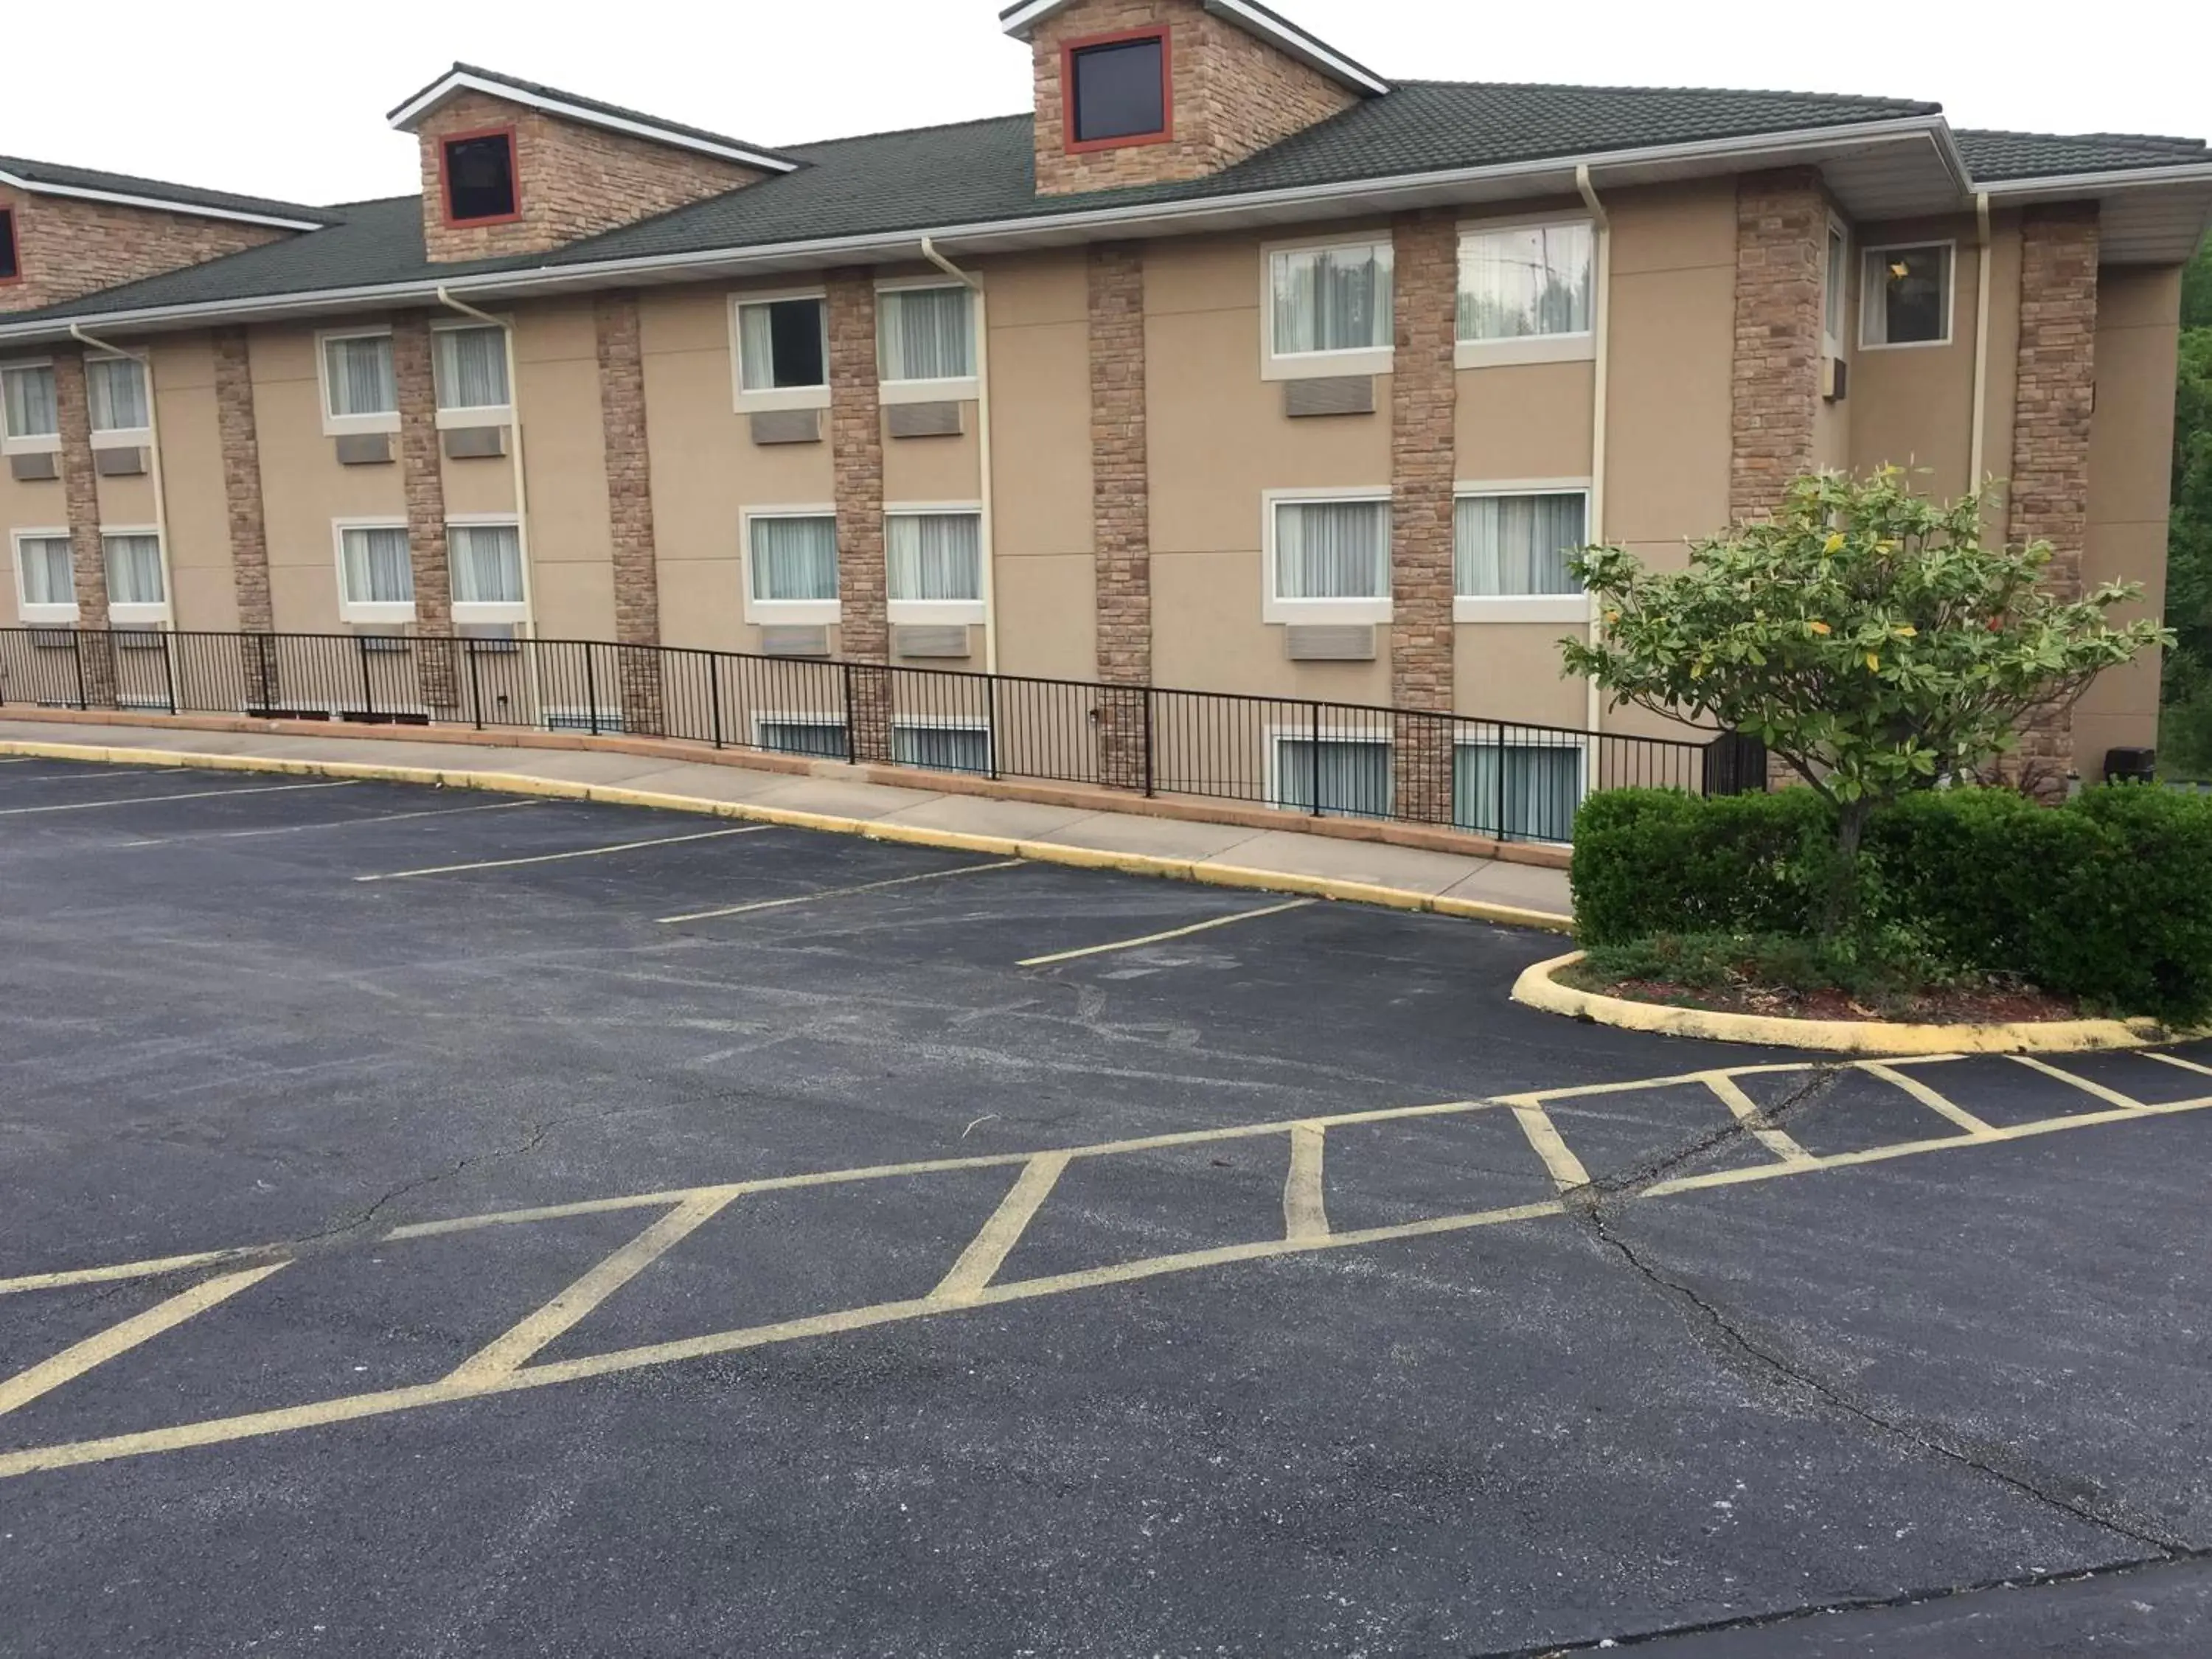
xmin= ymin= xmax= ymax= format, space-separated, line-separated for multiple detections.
xmin=124 ymin=797 xmax=542 ymax=847
xmin=2145 ymin=1051 xmax=2212 ymax=1079
xmin=355 ymin=823 xmax=771 ymax=882
xmin=1018 ymin=897 xmax=1316 ymax=967
xmin=1700 ymin=1072 xmax=1817 ymax=1166
xmin=0 ymin=779 xmax=358 ymax=815
xmin=0 ymin=1261 xmax=288 ymax=1417
xmin=2007 ymin=1053 xmax=2150 ymax=1111
xmin=1860 ymin=1061 xmax=1998 ymax=1138
xmin=0 ymin=768 xmax=184 ymax=783
xmin=1282 ymin=1123 xmax=1330 ymax=1242
xmin=1506 ymin=1101 xmax=1591 ymax=1192
xmin=658 ymin=858 xmax=1025 ymax=924
xmin=929 ymin=1152 xmax=1071 ymax=1304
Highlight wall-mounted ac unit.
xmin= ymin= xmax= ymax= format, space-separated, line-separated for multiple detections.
xmin=1285 ymin=624 xmax=1376 ymax=661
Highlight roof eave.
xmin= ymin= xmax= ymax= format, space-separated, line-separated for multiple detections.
xmin=1972 ymin=159 xmax=2212 ymax=197
xmin=384 ymin=71 xmax=801 ymax=174
xmin=0 ymin=169 xmax=327 ymax=232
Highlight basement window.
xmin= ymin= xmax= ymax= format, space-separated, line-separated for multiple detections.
xmin=0 ymin=209 xmax=18 ymax=283
xmin=1067 ymin=31 xmax=1168 ymax=148
xmin=1861 ymin=243 xmax=1952 ymax=348
xmin=442 ymin=130 xmax=518 ymax=226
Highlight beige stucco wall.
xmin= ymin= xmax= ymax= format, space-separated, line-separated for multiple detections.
xmin=1846 ymin=215 xmax=1982 ymax=497
xmin=512 ymin=299 xmax=615 ymax=642
xmin=145 ymin=333 xmax=234 ymax=633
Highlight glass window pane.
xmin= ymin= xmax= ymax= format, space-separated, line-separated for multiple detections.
xmin=877 ymin=287 xmax=973 ymax=382
xmin=445 ymin=134 xmax=516 ymax=222
xmin=1071 ymin=37 xmax=1166 ymax=143
xmin=892 ymin=725 xmax=991 ymax=774
xmin=102 ymin=535 xmax=164 ymax=606
xmin=1276 ymin=738 xmax=1392 ymax=818
xmin=759 ymin=720 xmax=850 ymax=760
xmin=434 ymin=326 xmax=509 ymax=409
xmin=886 ymin=512 xmax=981 ymax=601
xmin=3 ymin=365 xmax=59 ymax=439
xmin=1863 ymin=246 xmax=1950 ymax=345
xmin=1457 ymin=223 xmax=1593 ymax=341
xmin=450 ymin=524 xmax=524 ymax=604
xmin=740 ymin=298 xmax=827 ymax=392
xmin=1453 ymin=742 xmax=1583 ymax=841
xmin=1453 ymin=493 xmax=1587 ymax=597
xmin=1824 ymin=226 xmax=1848 ymax=344
xmin=1274 ymin=499 xmax=1388 ymax=599
xmin=0 ymin=209 xmax=17 ymax=282
xmin=341 ymin=526 xmax=414 ymax=605
xmin=324 ymin=336 xmax=396 ymax=418
xmin=20 ymin=536 xmax=74 ymax=606
xmin=749 ymin=515 xmax=838 ymax=602
xmin=1270 ymin=243 xmax=1392 ymax=355
xmin=87 ymin=358 xmax=150 ymax=431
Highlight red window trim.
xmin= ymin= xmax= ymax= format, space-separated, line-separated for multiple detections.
xmin=438 ymin=125 xmax=523 ymax=229
xmin=0 ymin=207 xmax=21 ymax=288
xmin=1061 ymin=27 xmax=1172 ymax=155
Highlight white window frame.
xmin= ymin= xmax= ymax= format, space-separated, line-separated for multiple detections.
xmin=1265 ymin=726 xmax=1394 ymax=818
xmin=1822 ymin=218 xmax=1850 ymax=360
xmin=446 ymin=512 xmax=526 ymax=625
xmin=1453 ymin=215 xmax=1598 ymax=369
xmin=885 ymin=500 xmax=987 ymax=625
xmin=1259 ymin=231 xmax=1396 ymax=382
xmin=1452 ymin=730 xmax=1591 ymax=844
xmin=316 ymin=327 xmax=401 ymax=437
xmin=740 ymin=504 xmax=841 ymax=625
xmin=545 ymin=706 xmax=625 ymax=735
xmin=1262 ymin=486 xmax=1393 ymax=625
xmin=10 ymin=526 xmax=77 ymax=624
xmin=729 ymin=287 xmax=831 ymax=414
xmin=430 ymin=317 xmax=514 ymax=430
xmin=1451 ymin=479 xmax=1593 ymax=623
xmin=1 ymin=358 xmax=61 ymax=456
xmin=751 ymin=711 xmax=851 ymax=758
xmin=85 ymin=353 xmax=154 ymax=451
xmin=890 ymin=716 xmax=993 ymax=774
xmin=331 ymin=515 xmax=415 ymax=625
xmin=1858 ymin=240 xmax=1955 ymax=352
xmin=874 ymin=276 xmax=978 ymax=405
xmin=98 ymin=524 xmax=170 ymax=625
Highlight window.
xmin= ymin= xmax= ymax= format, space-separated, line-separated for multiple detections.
xmin=1266 ymin=240 xmax=1393 ymax=375
xmin=335 ymin=521 xmax=414 ymax=622
xmin=2 ymin=362 xmax=59 ymax=448
xmin=1276 ymin=735 xmax=1391 ymax=819
xmin=1456 ymin=222 xmax=1593 ymax=364
xmin=1267 ymin=495 xmax=1390 ymax=622
xmin=893 ymin=722 xmax=991 ymax=776
xmin=1823 ymin=223 xmax=1849 ymax=354
xmin=0 ymin=209 xmax=17 ymax=284
xmin=321 ymin=332 xmax=397 ymax=431
xmin=547 ymin=707 xmax=625 ymax=734
xmin=1861 ymin=244 xmax=1952 ymax=347
xmin=102 ymin=532 xmax=166 ymax=620
xmin=745 ymin=512 xmax=839 ymax=622
xmin=86 ymin=357 xmax=150 ymax=436
xmin=433 ymin=324 xmax=509 ymax=415
xmin=1453 ymin=740 xmax=1584 ymax=842
xmin=13 ymin=532 xmax=74 ymax=621
xmin=886 ymin=509 xmax=984 ymax=621
xmin=734 ymin=294 xmax=828 ymax=405
xmin=877 ymin=286 xmax=974 ymax=389
xmin=449 ymin=521 xmax=525 ymax=621
xmin=1067 ymin=31 xmax=1168 ymax=147
xmin=1453 ymin=489 xmax=1588 ymax=621
xmin=442 ymin=130 xmax=518 ymax=225
xmin=758 ymin=717 xmax=851 ymax=760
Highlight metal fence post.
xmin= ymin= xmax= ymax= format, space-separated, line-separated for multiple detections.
xmin=1142 ymin=686 xmax=1155 ymax=798
xmin=841 ymin=660 xmax=855 ymax=746
xmin=584 ymin=645 xmax=600 ymax=736
xmin=466 ymin=636 xmax=484 ymax=730
xmin=161 ymin=630 xmax=178 ymax=715
xmin=1308 ymin=700 xmax=1322 ymax=816
xmin=356 ymin=633 xmax=375 ymax=720
xmin=709 ymin=653 xmax=723 ymax=749
xmin=71 ymin=630 xmax=87 ymax=711
xmin=987 ymin=678 xmax=1001 ymax=781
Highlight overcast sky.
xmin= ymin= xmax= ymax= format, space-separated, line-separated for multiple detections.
xmin=6 ymin=0 xmax=2202 ymax=207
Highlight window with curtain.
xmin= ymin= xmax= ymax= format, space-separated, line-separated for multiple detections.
xmin=450 ymin=524 xmax=524 ymax=605
xmin=1457 ymin=223 xmax=1593 ymax=341
xmin=1862 ymin=245 xmax=1950 ymax=346
xmin=886 ymin=512 xmax=982 ymax=602
xmin=1273 ymin=498 xmax=1388 ymax=599
xmin=759 ymin=719 xmax=851 ymax=760
xmin=748 ymin=515 xmax=838 ymax=603
xmin=324 ymin=335 xmax=397 ymax=420
xmin=737 ymin=297 xmax=827 ymax=392
xmin=1454 ymin=493 xmax=1587 ymax=597
xmin=1270 ymin=242 xmax=1392 ymax=356
xmin=1275 ymin=737 xmax=1392 ymax=818
xmin=17 ymin=535 xmax=74 ymax=607
xmin=3 ymin=364 xmax=58 ymax=439
xmin=87 ymin=358 xmax=150 ymax=432
xmin=339 ymin=525 xmax=413 ymax=605
xmin=877 ymin=287 xmax=973 ymax=383
xmin=102 ymin=534 xmax=164 ymax=607
xmin=434 ymin=326 xmax=509 ymax=411
xmin=892 ymin=724 xmax=991 ymax=775
xmin=1453 ymin=742 xmax=1583 ymax=841
xmin=1824 ymin=225 xmax=1849 ymax=348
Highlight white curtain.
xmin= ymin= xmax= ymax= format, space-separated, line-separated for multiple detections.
xmin=326 ymin=335 xmax=397 ymax=418
xmin=86 ymin=358 xmax=150 ymax=432
xmin=434 ymin=326 xmax=509 ymax=410
xmin=1457 ymin=223 xmax=1593 ymax=341
xmin=1454 ymin=493 xmax=1587 ymax=596
xmin=886 ymin=512 xmax=981 ymax=601
xmin=738 ymin=304 xmax=779 ymax=392
xmin=1861 ymin=246 xmax=1948 ymax=346
xmin=1275 ymin=500 xmax=1387 ymax=599
xmin=877 ymin=288 xmax=973 ymax=382
xmin=3 ymin=365 xmax=58 ymax=438
xmin=21 ymin=536 xmax=74 ymax=606
xmin=1276 ymin=738 xmax=1392 ymax=818
xmin=450 ymin=524 xmax=523 ymax=603
xmin=102 ymin=535 xmax=164 ymax=605
xmin=750 ymin=515 xmax=838 ymax=602
xmin=341 ymin=526 xmax=413 ymax=605
xmin=1271 ymin=244 xmax=1392 ymax=355
xmin=892 ymin=725 xmax=990 ymax=774
xmin=1454 ymin=743 xmax=1583 ymax=841
xmin=760 ymin=720 xmax=850 ymax=760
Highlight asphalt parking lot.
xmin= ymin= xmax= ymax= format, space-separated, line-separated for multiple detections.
xmin=2 ymin=752 xmax=2210 ymax=1658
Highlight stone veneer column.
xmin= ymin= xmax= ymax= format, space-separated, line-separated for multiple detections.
xmin=594 ymin=290 xmax=666 ymax=735
xmin=54 ymin=348 xmax=116 ymax=707
xmin=391 ymin=314 xmax=459 ymax=711
xmin=1089 ymin=244 xmax=1150 ymax=790
xmin=827 ymin=268 xmax=891 ymax=762
xmin=1728 ymin=169 xmax=1826 ymax=525
xmin=212 ymin=327 xmax=279 ymax=708
xmin=1388 ymin=211 xmax=1458 ymax=824
xmin=2006 ymin=204 xmax=2101 ymax=794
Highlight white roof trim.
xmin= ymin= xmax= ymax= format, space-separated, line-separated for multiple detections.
xmin=1972 ymin=159 xmax=2212 ymax=198
xmin=386 ymin=72 xmax=799 ymax=173
xmin=0 ymin=170 xmax=324 ymax=232
xmin=1000 ymin=0 xmax=1391 ymax=96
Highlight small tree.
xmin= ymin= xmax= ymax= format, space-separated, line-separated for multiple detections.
xmin=1561 ymin=468 xmax=2171 ymax=931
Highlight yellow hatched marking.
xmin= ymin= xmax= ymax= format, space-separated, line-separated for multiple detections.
xmin=930 ymin=1152 xmax=1071 ymax=1304
xmin=356 ymin=824 xmax=770 ymax=883
xmin=1019 ymin=898 xmax=1315 ymax=967
xmin=1700 ymin=1071 xmax=1816 ymax=1166
xmin=2146 ymin=1051 xmax=2212 ymax=1079
xmin=1283 ymin=1123 xmax=1330 ymax=1242
xmin=1506 ymin=1101 xmax=1591 ymax=1192
xmin=1860 ymin=1061 xmax=1998 ymax=1138
xmin=659 ymin=858 xmax=1025 ymax=925
xmin=2007 ymin=1053 xmax=2150 ymax=1112
xmin=0 ymin=1261 xmax=288 ymax=1417
xmin=0 ymin=780 xmax=358 ymax=816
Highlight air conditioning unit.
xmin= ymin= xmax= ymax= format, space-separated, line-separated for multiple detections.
xmin=760 ymin=625 xmax=830 ymax=657
xmin=1285 ymin=624 xmax=1377 ymax=661
xmin=1821 ymin=357 xmax=1848 ymax=402
xmin=892 ymin=625 xmax=971 ymax=660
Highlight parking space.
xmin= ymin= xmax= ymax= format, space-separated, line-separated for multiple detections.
xmin=4 ymin=755 xmax=2212 ymax=1655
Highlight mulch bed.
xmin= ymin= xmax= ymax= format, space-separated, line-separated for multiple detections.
xmin=1563 ymin=970 xmax=2088 ymax=1025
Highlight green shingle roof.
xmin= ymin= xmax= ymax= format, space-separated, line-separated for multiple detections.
xmin=1953 ymin=128 xmax=2210 ymax=181
xmin=0 ymin=155 xmax=341 ymax=226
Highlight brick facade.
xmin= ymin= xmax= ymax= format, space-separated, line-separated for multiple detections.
xmin=827 ymin=271 xmax=891 ymax=760
xmin=594 ymin=290 xmax=667 ymax=735
xmin=391 ymin=315 xmax=459 ymax=709
xmin=0 ymin=185 xmax=289 ymax=315
xmin=1029 ymin=0 xmax=1358 ymax=196
xmin=1388 ymin=211 xmax=1458 ymax=823
xmin=1728 ymin=169 xmax=1826 ymax=524
xmin=52 ymin=349 xmax=116 ymax=704
xmin=1088 ymin=244 xmax=1151 ymax=790
xmin=212 ymin=328 xmax=271 ymax=633
xmin=416 ymin=94 xmax=765 ymax=264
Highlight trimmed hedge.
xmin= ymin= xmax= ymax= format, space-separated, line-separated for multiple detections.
xmin=1571 ymin=784 xmax=2212 ymax=1023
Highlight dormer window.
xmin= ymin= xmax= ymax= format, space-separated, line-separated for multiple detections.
xmin=442 ymin=129 xmax=518 ymax=226
xmin=0 ymin=209 xmax=18 ymax=284
xmin=1065 ymin=29 xmax=1169 ymax=150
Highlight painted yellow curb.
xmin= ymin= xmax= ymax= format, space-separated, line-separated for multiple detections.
xmin=1512 ymin=949 xmax=2193 ymax=1055
xmin=0 ymin=740 xmax=1576 ymax=934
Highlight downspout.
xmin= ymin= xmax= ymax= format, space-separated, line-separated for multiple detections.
xmin=1574 ymin=165 xmax=1611 ymax=758
xmin=920 ymin=234 xmax=997 ymax=675
xmin=1968 ymin=192 xmax=1992 ymax=504
xmin=68 ymin=324 xmax=173 ymax=632
xmin=434 ymin=286 xmax=537 ymax=637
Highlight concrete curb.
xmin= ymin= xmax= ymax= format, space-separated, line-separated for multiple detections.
xmin=1510 ymin=949 xmax=2191 ymax=1055
xmin=1 ymin=740 xmax=1577 ymax=936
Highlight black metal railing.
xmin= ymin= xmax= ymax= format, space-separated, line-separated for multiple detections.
xmin=0 ymin=628 xmax=1755 ymax=842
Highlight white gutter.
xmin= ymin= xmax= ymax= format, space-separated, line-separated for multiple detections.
xmin=67 ymin=324 xmax=175 ymax=634
xmin=434 ymin=286 xmax=538 ymax=640
xmin=1968 ymin=192 xmax=1992 ymax=501
xmin=0 ymin=170 xmax=324 ymax=232
xmin=1976 ymin=160 xmax=2212 ymax=199
xmin=1575 ymin=165 xmax=1610 ymax=755
xmin=919 ymin=235 xmax=998 ymax=675
xmin=386 ymin=74 xmax=799 ymax=173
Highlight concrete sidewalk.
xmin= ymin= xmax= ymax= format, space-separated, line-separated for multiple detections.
xmin=0 ymin=718 xmax=1575 ymax=928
